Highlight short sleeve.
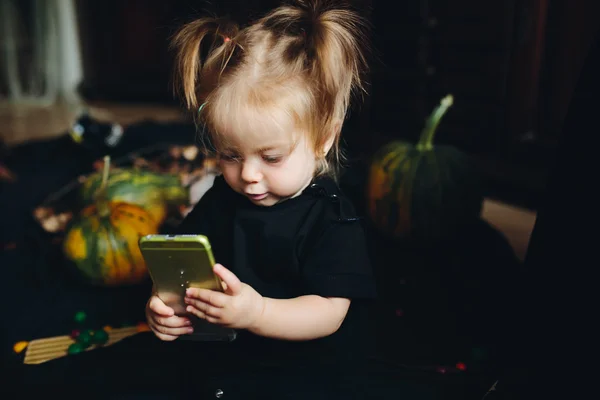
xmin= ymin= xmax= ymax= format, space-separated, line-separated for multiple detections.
xmin=301 ymin=220 xmax=377 ymax=299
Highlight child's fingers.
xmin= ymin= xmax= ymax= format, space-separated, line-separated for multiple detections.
xmin=148 ymin=296 xmax=174 ymax=317
xmin=153 ymin=332 xmax=179 ymax=342
xmin=149 ymin=315 xmax=194 ymax=338
xmin=186 ymin=306 xmax=220 ymax=325
xmin=185 ymin=298 xmax=222 ymax=318
xmin=213 ymin=264 xmax=243 ymax=295
xmin=186 ymin=288 xmax=227 ymax=308
xmin=153 ymin=324 xmax=194 ymax=337
xmin=153 ymin=314 xmax=192 ymax=328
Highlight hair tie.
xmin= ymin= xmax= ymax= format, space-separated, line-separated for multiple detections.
xmin=198 ymin=102 xmax=207 ymax=115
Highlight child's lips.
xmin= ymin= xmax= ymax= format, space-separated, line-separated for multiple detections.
xmin=246 ymin=192 xmax=268 ymax=201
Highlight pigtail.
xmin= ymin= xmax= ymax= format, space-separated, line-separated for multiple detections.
xmin=263 ymin=1 xmax=368 ymax=111
xmin=304 ymin=0 xmax=368 ymax=107
xmin=170 ymin=17 xmax=240 ymax=111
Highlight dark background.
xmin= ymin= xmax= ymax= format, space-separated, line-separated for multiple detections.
xmin=2 ymin=1 xmax=599 ymax=398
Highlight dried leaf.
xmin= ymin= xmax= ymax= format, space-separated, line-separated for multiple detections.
xmin=169 ymin=146 xmax=182 ymax=159
xmin=204 ymin=158 xmax=217 ymax=171
xmin=40 ymin=212 xmax=72 ymax=233
xmin=182 ymin=146 xmax=199 ymax=161
xmin=41 ymin=216 xmax=61 ymax=233
xmin=57 ymin=212 xmax=73 ymax=225
xmin=34 ymin=207 xmax=54 ymax=221
xmin=133 ymin=157 xmax=151 ymax=169
xmin=179 ymin=205 xmax=192 ymax=218
xmin=0 ymin=164 xmax=16 ymax=182
xmin=3 ymin=242 xmax=17 ymax=251
xmin=92 ymin=159 xmax=104 ymax=172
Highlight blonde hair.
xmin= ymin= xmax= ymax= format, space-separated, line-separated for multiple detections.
xmin=171 ymin=0 xmax=369 ymax=178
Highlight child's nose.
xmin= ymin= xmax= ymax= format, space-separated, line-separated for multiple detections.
xmin=241 ymin=161 xmax=261 ymax=183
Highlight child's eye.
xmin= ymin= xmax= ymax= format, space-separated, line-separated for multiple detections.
xmin=262 ymin=155 xmax=283 ymax=164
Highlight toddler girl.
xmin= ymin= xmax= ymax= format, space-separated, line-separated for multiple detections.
xmin=146 ymin=0 xmax=376 ymax=368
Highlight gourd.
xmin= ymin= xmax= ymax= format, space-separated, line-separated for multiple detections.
xmin=80 ymin=168 xmax=188 ymax=225
xmin=366 ymin=95 xmax=483 ymax=241
xmin=63 ymin=156 xmax=159 ymax=286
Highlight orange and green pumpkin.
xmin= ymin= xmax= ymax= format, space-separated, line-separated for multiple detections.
xmin=366 ymin=95 xmax=483 ymax=241
xmin=80 ymin=168 xmax=188 ymax=225
xmin=63 ymin=156 xmax=160 ymax=286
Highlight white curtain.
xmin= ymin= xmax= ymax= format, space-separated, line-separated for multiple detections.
xmin=0 ymin=0 xmax=83 ymax=106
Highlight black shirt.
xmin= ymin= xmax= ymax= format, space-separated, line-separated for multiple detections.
xmin=174 ymin=174 xmax=377 ymax=362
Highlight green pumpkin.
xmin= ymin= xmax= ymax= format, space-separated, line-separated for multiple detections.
xmin=64 ymin=156 xmax=160 ymax=286
xmin=366 ymin=95 xmax=483 ymax=241
xmin=80 ymin=168 xmax=188 ymax=225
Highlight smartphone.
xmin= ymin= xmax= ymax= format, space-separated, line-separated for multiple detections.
xmin=139 ymin=234 xmax=237 ymax=342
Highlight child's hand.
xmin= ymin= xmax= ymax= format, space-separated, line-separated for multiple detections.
xmin=184 ymin=264 xmax=265 ymax=330
xmin=145 ymin=295 xmax=193 ymax=341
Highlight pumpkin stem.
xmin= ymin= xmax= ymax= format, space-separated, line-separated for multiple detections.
xmin=100 ymin=155 xmax=111 ymax=191
xmin=416 ymin=95 xmax=454 ymax=151
xmin=97 ymin=155 xmax=112 ymax=217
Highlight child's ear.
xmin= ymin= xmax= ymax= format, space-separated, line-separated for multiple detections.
xmin=322 ymin=121 xmax=342 ymax=155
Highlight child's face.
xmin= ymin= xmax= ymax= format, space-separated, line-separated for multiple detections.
xmin=215 ymin=112 xmax=317 ymax=207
